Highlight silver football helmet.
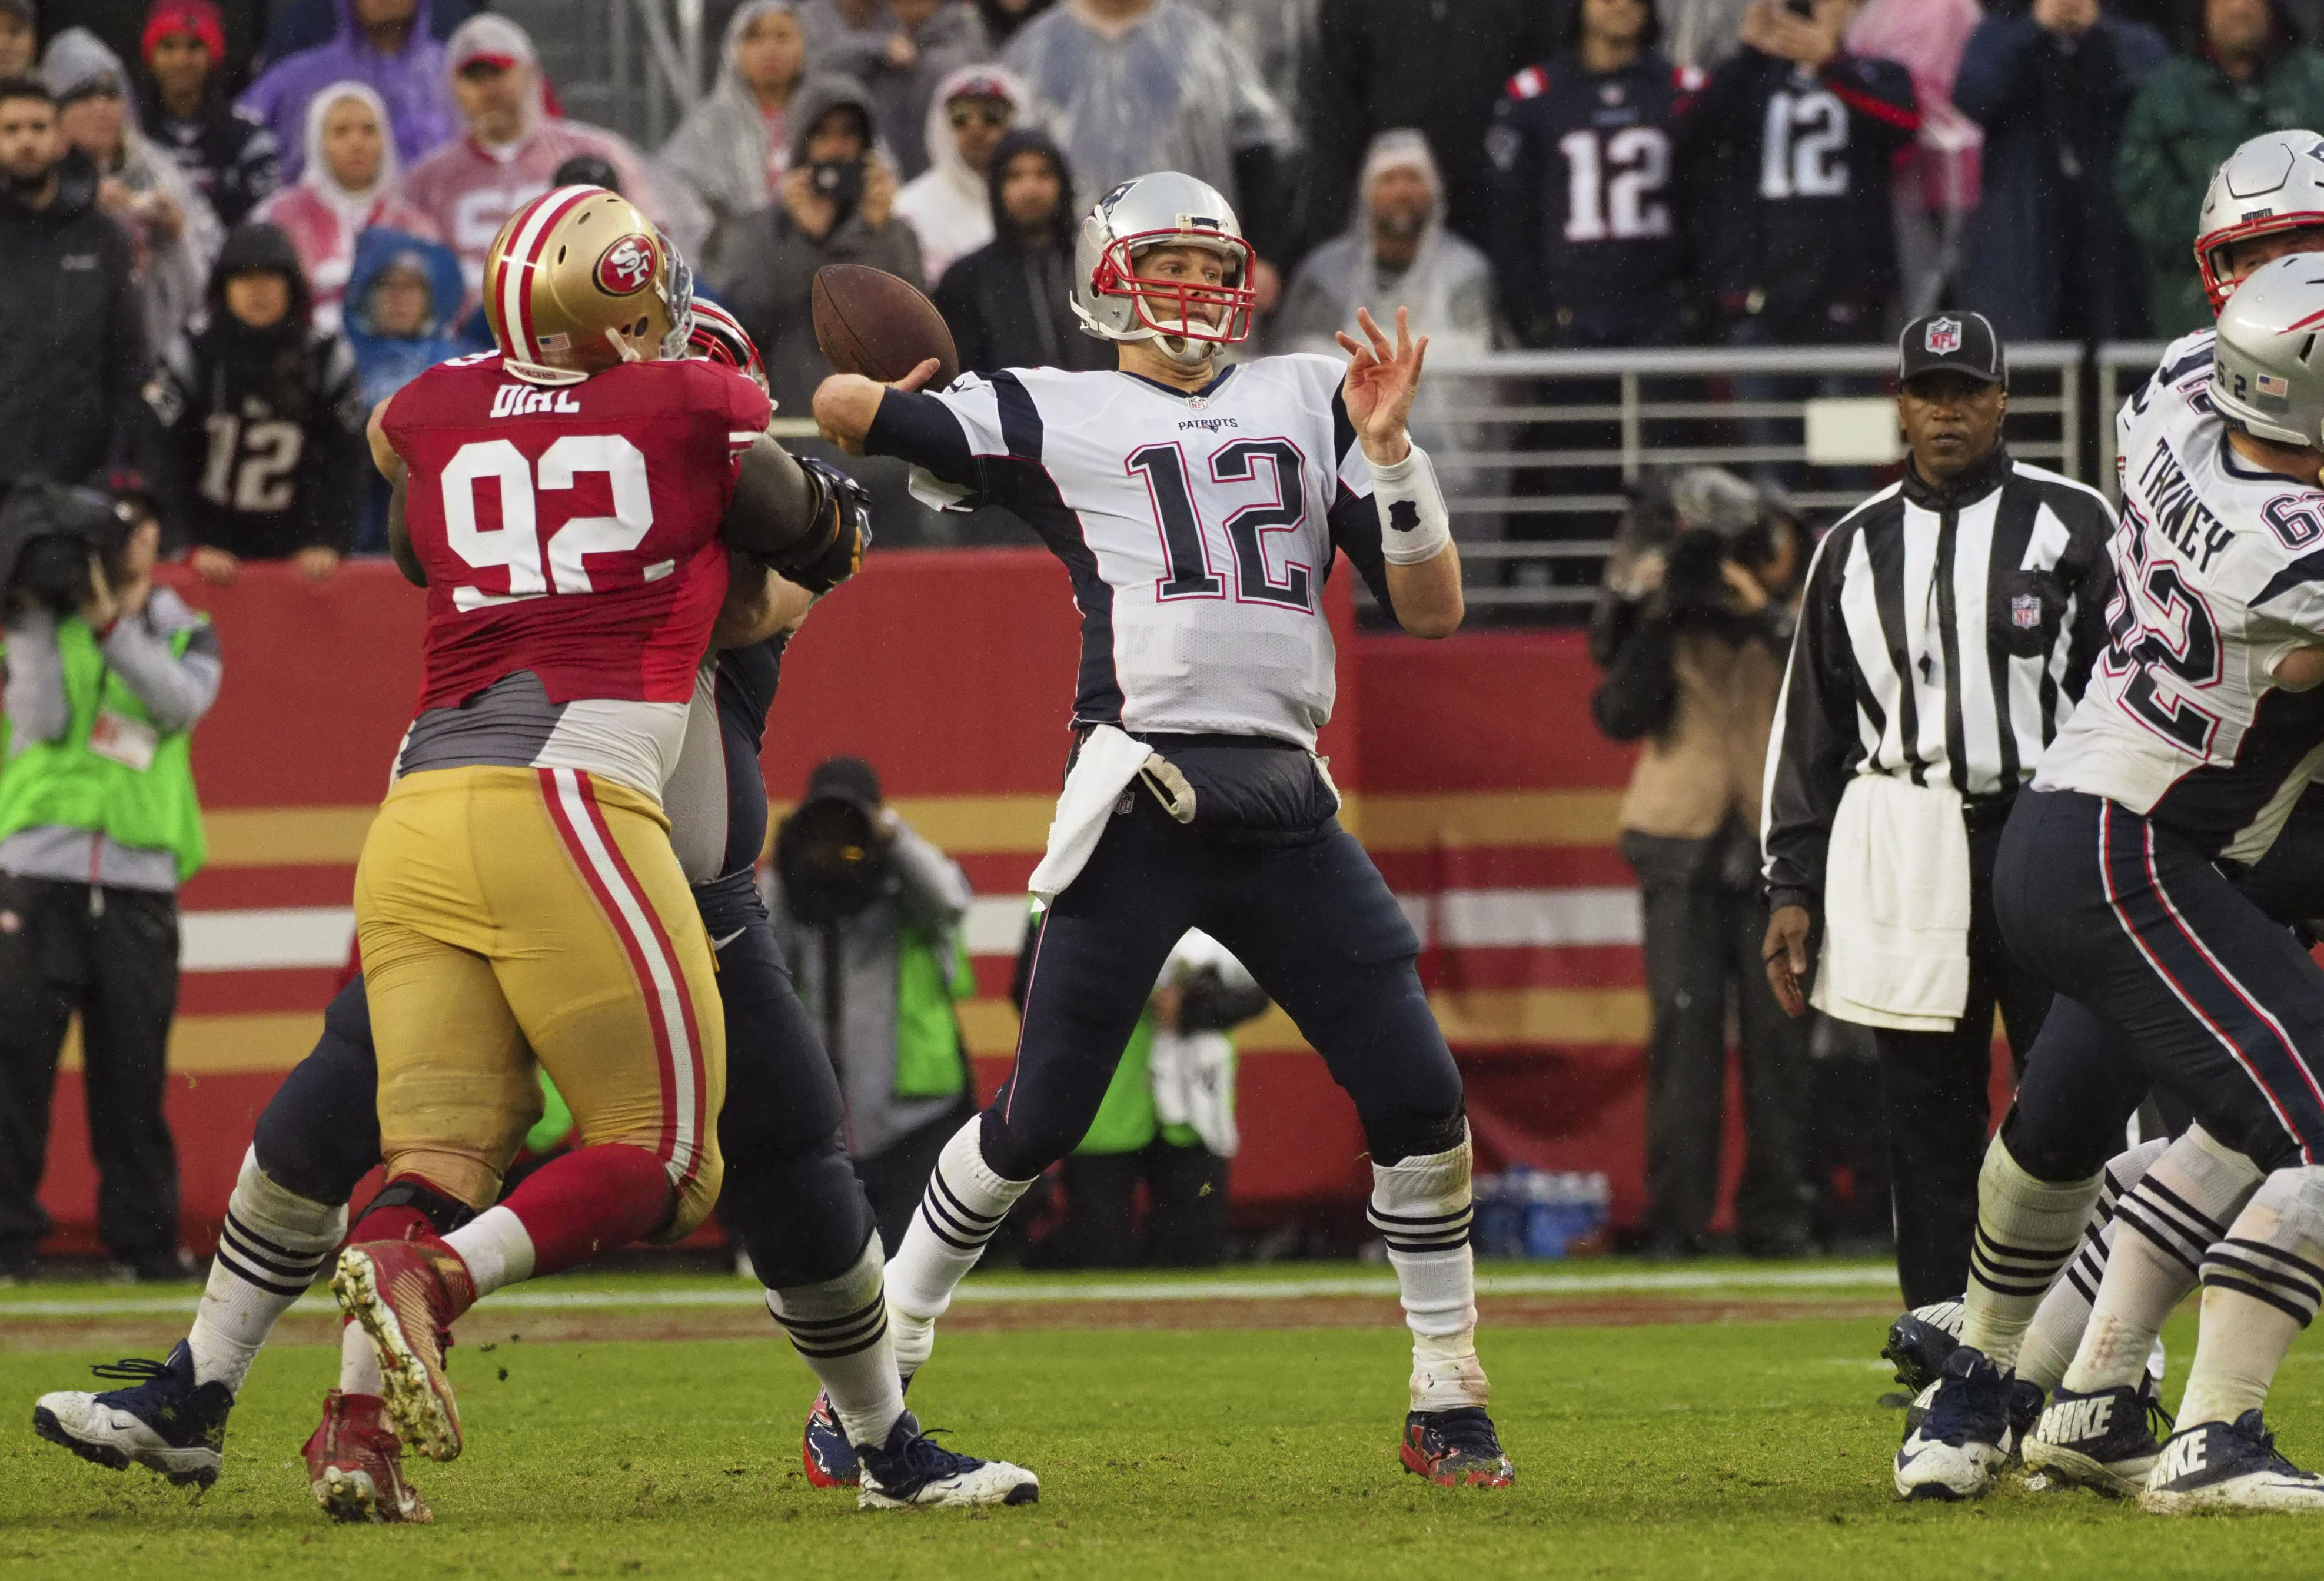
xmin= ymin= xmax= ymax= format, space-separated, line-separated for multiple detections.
xmin=2211 ymin=253 xmax=2324 ymax=448
xmin=2196 ymin=129 xmax=2324 ymax=313
xmin=1071 ymin=171 xmax=1255 ymax=367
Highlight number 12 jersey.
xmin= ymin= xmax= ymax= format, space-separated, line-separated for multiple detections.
xmin=873 ymin=355 xmax=1400 ymax=749
xmin=2037 ymin=354 xmax=2324 ymax=862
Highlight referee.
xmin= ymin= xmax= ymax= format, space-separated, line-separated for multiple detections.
xmin=1757 ymin=313 xmax=2117 ymax=1306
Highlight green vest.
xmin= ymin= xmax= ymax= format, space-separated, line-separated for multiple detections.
xmin=890 ymin=926 xmax=975 ymax=1099
xmin=0 ymin=617 xmax=207 ymax=882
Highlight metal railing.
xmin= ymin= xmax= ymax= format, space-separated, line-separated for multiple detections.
xmin=1405 ymin=341 xmax=2086 ymax=613
xmin=2096 ymin=340 xmax=2174 ymax=497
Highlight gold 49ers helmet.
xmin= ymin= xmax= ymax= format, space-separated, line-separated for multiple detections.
xmin=483 ymin=185 xmax=694 ymax=380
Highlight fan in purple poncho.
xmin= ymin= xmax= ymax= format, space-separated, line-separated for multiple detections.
xmin=237 ymin=0 xmax=457 ymax=185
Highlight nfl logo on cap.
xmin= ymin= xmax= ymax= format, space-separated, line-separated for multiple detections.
xmin=1924 ymin=317 xmax=1963 ymax=356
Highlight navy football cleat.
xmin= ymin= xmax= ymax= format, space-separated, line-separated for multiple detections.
xmin=1401 ymin=1407 xmax=1515 ymax=1488
xmin=32 ymin=1341 xmax=233 ymax=1489
xmin=2023 ymin=1379 xmax=2169 ymax=1496
xmin=802 ymin=1388 xmax=859 ymax=1488
xmin=1894 ymin=1344 xmax=2010 ymax=1500
xmin=2141 ymin=1410 xmax=2324 ymax=1513
xmin=1883 ymin=1300 xmax=1965 ymax=1396
xmin=855 ymin=1410 xmax=1039 ymax=1510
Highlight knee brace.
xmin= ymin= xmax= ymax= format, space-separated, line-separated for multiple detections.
xmin=353 ymin=1175 xmax=477 ymax=1239
xmin=2203 ymin=1164 xmax=2324 ymax=1330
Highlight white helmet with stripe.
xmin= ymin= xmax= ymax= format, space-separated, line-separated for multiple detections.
xmin=2212 ymin=253 xmax=2324 ymax=449
xmin=1071 ymin=171 xmax=1256 ymax=367
xmin=2196 ymin=130 xmax=2324 ymax=313
xmin=483 ymin=185 xmax=695 ymax=384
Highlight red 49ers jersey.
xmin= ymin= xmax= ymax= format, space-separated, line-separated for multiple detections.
xmin=383 ymin=352 xmax=772 ymax=712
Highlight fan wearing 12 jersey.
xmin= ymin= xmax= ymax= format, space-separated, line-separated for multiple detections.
xmin=1484 ymin=0 xmax=1703 ymax=348
xmin=812 ymin=170 xmax=1508 ymax=1489
xmin=336 ymin=185 xmax=860 ymax=1473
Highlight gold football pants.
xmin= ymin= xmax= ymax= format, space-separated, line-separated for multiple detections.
xmin=353 ymin=765 xmax=724 ymax=1239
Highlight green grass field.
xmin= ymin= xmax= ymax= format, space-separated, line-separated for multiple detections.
xmin=4 ymin=1263 xmax=2323 ymax=1579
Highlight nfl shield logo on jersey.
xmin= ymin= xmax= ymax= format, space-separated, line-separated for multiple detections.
xmin=1924 ymin=317 xmax=1963 ymax=356
xmin=2011 ymin=594 xmax=2042 ymax=629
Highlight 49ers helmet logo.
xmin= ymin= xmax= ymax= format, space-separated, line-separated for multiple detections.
xmin=595 ymin=233 xmax=661 ymax=297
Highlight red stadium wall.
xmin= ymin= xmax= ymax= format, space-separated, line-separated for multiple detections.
xmin=26 ymin=550 xmax=1766 ymax=1251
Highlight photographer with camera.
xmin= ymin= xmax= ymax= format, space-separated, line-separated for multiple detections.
xmin=766 ymin=755 xmax=976 ymax=1256
xmin=1592 ymin=464 xmax=1813 ymax=1260
xmin=714 ymin=75 xmax=925 ymax=419
xmin=1759 ymin=313 xmax=2116 ymax=1306
xmin=0 ymin=479 xmax=220 ymax=1282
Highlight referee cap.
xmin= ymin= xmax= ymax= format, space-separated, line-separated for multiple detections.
xmin=1899 ymin=311 xmax=2006 ymax=389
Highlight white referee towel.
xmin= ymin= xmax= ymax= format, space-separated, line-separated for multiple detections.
xmin=1810 ymin=772 xmax=1973 ymax=1032
xmin=1028 ymin=724 xmax=1154 ymax=902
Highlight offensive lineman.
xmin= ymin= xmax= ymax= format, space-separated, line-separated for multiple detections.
xmin=809 ymin=171 xmax=1512 ymax=1487
xmin=28 ymin=302 xmax=1038 ymax=1517
xmin=1887 ymin=132 xmax=2324 ymax=1506
xmin=1902 ymin=253 xmax=2324 ymax=1512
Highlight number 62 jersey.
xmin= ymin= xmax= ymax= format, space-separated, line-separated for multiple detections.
xmin=379 ymin=350 xmax=773 ymax=796
xmin=870 ymin=354 xmax=1401 ymax=749
xmin=2035 ymin=367 xmax=2324 ymax=863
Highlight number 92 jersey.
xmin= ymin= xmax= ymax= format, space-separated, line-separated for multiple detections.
xmin=381 ymin=351 xmax=773 ymax=713
xmin=2036 ymin=354 xmax=2324 ymax=863
xmin=875 ymin=354 xmax=1398 ymax=749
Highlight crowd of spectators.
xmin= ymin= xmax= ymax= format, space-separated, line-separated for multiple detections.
xmin=1 ymin=0 xmax=2318 ymax=574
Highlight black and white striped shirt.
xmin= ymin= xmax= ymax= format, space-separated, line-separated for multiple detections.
xmin=1762 ymin=445 xmax=2117 ymax=913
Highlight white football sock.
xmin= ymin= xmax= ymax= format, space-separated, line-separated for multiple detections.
xmin=1956 ymin=1137 xmax=2101 ymax=1372
xmin=770 ymin=1234 xmax=906 ymax=1449
xmin=2178 ymin=1167 xmax=2324 ymax=1428
xmin=187 ymin=1148 xmax=345 ymax=1393
xmin=1371 ymin=1137 xmax=1488 ymax=1412
xmin=339 ymin=1316 xmax=383 ymax=1396
xmin=2064 ymin=1124 xmax=2260 ymax=1394
xmin=2017 ymin=1137 xmax=2168 ymax=1392
xmin=444 ymin=1205 xmax=536 ymax=1299
xmin=885 ymin=1117 xmax=1032 ymax=1378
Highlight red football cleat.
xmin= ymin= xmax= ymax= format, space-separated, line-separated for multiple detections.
xmin=333 ymin=1235 xmax=477 ymax=1463
xmin=1401 ymin=1408 xmax=1517 ymax=1488
xmin=305 ymin=1390 xmax=434 ymax=1523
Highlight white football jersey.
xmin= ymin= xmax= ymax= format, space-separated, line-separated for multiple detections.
xmin=2038 ymin=348 xmax=2324 ymax=861
xmin=876 ymin=354 xmax=1397 ymax=748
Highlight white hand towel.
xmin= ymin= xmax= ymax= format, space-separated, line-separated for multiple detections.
xmin=1028 ymin=724 xmax=1154 ymax=902
xmin=1810 ymin=772 xmax=1974 ymax=1032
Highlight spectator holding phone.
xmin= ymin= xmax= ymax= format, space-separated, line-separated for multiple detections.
xmin=714 ymin=74 xmax=923 ymax=417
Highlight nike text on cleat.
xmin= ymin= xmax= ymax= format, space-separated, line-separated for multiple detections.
xmin=855 ymin=1409 xmax=1039 ymax=1510
xmin=1401 ymin=1407 xmax=1515 ymax=1489
xmin=1893 ymin=1344 xmax=2010 ymax=1501
xmin=1882 ymin=1300 xmax=1966 ymax=1394
xmin=2023 ymin=1381 xmax=2167 ymax=1497
xmin=333 ymin=1235 xmax=477 ymax=1463
xmin=803 ymin=1389 xmax=860 ymax=1489
xmin=305 ymin=1389 xmax=433 ymax=1524
xmin=31 ymin=1341 xmax=232 ymax=1489
xmin=2140 ymin=1410 xmax=2324 ymax=1513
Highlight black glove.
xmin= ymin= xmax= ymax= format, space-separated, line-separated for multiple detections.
xmin=779 ymin=456 xmax=873 ymax=596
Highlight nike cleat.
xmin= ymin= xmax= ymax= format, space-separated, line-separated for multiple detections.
xmin=2141 ymin=1411 xmax=2324 ymax=1513
xmin=1894 ymin=1344 xmax=2010 ymax=1501
xmin=855 ymin=1410 xmax=1039 ymax=1510
xmin=803 ymin=1389 xmax=859 ymax=1488
xmin=333 ymin=1235 xmax=476 ymax=1463
xmin=1883 ymin=1300 xmax=1966 ymax=1396
xmin=1401 ymin=1407 xmax=1515 ymax=1488
xmin=305 ymin=1389 xmax=433 ymax=1524
xmin=2023 ymin=1380 xmax=2169 ymax=1496
xmin=31 ymin=1341 xmax=232 ymax=1489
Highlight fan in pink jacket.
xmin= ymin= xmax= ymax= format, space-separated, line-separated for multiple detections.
xmin=251 ymin=81 xmax=429 ymax=331
xmin=391 ymin=14 xmax=708 ymax=309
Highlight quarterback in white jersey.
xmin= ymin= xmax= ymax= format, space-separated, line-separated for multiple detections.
xmin=812 ymin=171 xmax=1510 ymax=1492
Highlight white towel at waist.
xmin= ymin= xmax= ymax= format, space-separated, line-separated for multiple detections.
xmin=1028 ymin=724 xmax=1153 ymax=902
xmin=1810 ymin=772 xmax=1974 ymax=1032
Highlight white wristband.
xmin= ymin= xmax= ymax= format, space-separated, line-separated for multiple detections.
xmin=1369 ymin=440 xmax=1452 ymax=565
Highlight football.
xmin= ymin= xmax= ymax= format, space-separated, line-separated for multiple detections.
xmin=811 ymin=264 xmax=960 ymax=387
